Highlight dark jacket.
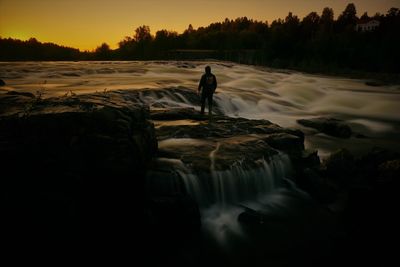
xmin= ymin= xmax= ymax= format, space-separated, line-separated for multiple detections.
xmin=198 ymin=73 xmax=217 ymax=93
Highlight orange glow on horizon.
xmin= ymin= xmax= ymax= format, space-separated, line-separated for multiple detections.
xmin=0 ymin=0 xmax=398 ymax=51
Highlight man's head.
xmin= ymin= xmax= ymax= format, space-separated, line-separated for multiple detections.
xmin=205 ymin=66 xmax=211 ymax=74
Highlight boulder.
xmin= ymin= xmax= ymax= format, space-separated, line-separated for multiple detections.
xmin=262 ymin=133 xmax=304 ymax=153
xmin=354 ymin=147 xmax=400 ymax=184
xmin=145 ymin=168 xmax=201 ymax=237
xmin=6 ymin=90 xmax=35 ymax=97
xmin=0 ymin=79 xmax=5 ymax=86
xmin=297 ymin=117 xmax=352 ymax=138
xmin=323 ymin=148 xmax=355 ymax=187
xmin=153 ymin=110 xmax=305 ymax=174
xmin=378 ymin=159 xmax=400 ymax=184
xmin=1 ymin=90 xmax=158 ymax=242
xmin=343 ymin=157 xmax=400 ymax=262
xmin=238 ymin=205 xmax=270 ymax=225
xmin=300 ymin=149 xmax=320 ymax=168
xmin=151 ymin=107 xmax=207 ymax=121
xmin=296 ymin=168 xmax=337 ymax=204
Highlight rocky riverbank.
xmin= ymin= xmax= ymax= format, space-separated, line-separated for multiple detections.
xmin=1 ymin=90 xmax=157 ymax=244
xmin=1 ymin=88 xmax=399 ymax=265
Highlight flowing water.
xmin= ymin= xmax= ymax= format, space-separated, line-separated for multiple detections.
xmin=1 ymin=61 xmax=399 ymax=262
xmin=2 ymin=60 xmax=399 ymax=142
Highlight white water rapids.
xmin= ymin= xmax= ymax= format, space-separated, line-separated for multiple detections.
xmin=2 ymin=61 xmax=399 ymax=251
xmin=1 ymin=61 xmax=399 ymax=133
xmin=2 ymin=60 xmax=399 ymax=156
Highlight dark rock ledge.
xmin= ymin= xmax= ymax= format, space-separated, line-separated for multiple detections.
xmin=297 ymin=117 xmax=352 ymax=138
xmin=1 ymin=90 xmax=157 ymax=244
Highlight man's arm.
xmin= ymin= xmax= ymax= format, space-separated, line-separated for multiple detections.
xmin=213 ymin=75 xmax=217 ymax=92
xmin=198 ymin=75 xmax=204 ymax=92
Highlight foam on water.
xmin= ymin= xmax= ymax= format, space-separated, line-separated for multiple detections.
xmin=157 ymin=148 xmax=294 ymax=246
xmin=1 ymin=61 xmax=400 ymax=135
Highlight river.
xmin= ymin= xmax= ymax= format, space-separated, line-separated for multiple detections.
xmin=1 ymin=60 xmax=399 ymax=157
xmin=2 ymin=60 xmax=399 ymax=265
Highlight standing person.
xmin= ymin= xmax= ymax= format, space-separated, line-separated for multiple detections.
xmin=198 ymin=66 xmax=217 ymax=116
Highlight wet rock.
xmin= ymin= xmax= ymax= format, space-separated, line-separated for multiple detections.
xmin=343 ymin=156 xmax=400 ymax=263
xmin=355 ymin=147 xmax=400 ymax=184
xmin=151 ymin=107 xmax=206 ymax=121
xmin=158 ymin=135 xmax=279 ymax=173
xmin=212 ymin=136 xmax=279 ymax=171
xmin=323 ymin=148 xmax=355 ymax=187
xmin=238 ymin=205 xmax=271 ymax=225
xmin=144 ymin=159 xmax=201 ymax=265
xmin=378 ymin=159 xmax=400 ymax=185
xmin=301 ymin=149 xmax=320 ymax=168
xmin=355 ymin=133 xmax=367 ymax=138
xmin=0 ymin=79 xmax=6 ymax=86
xmin=156 ymin=114 xmax=302 ymax=142
xmin=297 ymin=117 xmax=352 ymax=138
xmin=297 ymin=168 xmax=337 ymax=204
xmin=6 ymin=90 xmax=35 ymax=98
xmin=0 ymin=92 xmax=37 ymax=115
xmin=177 ymin=62 xmax=196 ymax=69
xmin=291 ymin=149 xmax=320 ymax=176
xmin=365 ymin=81 xmax=384 ymax=87
xmin=154 ymin=111 xmax=305 ymax=173
xmin=263 ymin=133 xmax=304 ymax=153
xmin=1 ymin=91 xmax=158 ymax=242
xmin=369 ymin=159 xmax=400 ymax=210
xmin=145 ymin=167 xmax=201 ymax=237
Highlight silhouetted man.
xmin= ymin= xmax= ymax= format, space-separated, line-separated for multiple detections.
xmin=198 ymin=66 xmax=217 ymax=116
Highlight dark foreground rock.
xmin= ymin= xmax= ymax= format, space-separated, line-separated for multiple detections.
xmin=294 ymin=146 xmax=400 ymax=265
xmin=0 ymin=91 xmax=157 ymax=244
xmin=297 ymin=117 xmax=352 ymax=138
xmin=0 ymin=78 xmax=5 ymax=86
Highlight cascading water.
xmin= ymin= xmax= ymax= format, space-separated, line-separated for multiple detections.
xmin=210 ymin=155 xmax=290 ymax=203
xmin=208 ymin=152 xmax=292 ymax=208
xmin=150 ymin=131 xmax=293 ymax=247
xmin=163 ymin=139 xmax=293 ymax=208
xmin=167 ymin=149 xmax=294 ymax=246
xmin=156 ymin=132 xmax=296 ymax=245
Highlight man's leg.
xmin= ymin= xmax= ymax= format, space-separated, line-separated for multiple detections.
xmin=200 ymin=92 xmax=206 ymax=115
xmin=207 ymin=92 xmax=213 ymax=116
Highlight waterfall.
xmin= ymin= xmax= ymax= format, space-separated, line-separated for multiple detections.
xmin=178 ymin=152 xmax=292 ymax=208
xmin=172 ymin=152 xmax=293 ymax=247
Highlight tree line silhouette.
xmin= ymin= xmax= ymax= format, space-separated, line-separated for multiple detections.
xmin=1 ymin=3 xmax=399 ymax=73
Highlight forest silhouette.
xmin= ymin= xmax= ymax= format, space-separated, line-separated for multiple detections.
xmin=1 ymin=4 xmax=399 ymax=74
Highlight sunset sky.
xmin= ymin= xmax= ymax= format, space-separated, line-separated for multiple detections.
xmin=1 ymin=0 xmax=399 ymax=51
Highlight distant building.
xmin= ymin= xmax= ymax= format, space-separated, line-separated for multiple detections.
xmin=356 ymin=20 xmax=380 ymax=32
